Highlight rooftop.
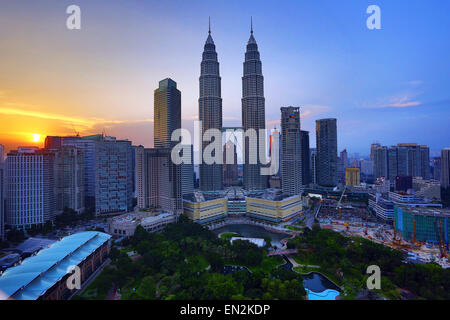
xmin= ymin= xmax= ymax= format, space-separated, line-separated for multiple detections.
xmin=111 ymin=211 xmax=173 ymax=225
xmin=397 ymin=205 xmax=450 ymax=218
xmin=0 ymin=231 xmax=111 ymax=300
xmin=16 ymin=237 xmax=56 ymax=254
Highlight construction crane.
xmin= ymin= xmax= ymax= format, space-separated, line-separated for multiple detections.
xmin=70 ymin=122 xmax=80 ymax=137
xmin=337 ymin=186 xmax=347 ymax=219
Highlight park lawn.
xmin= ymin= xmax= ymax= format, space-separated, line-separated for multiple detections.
xmin=120 ymin=247 xmax=134 ymax=254
xmin=220 ymin=232 xmax=242 ymax=241
xmin=293 ymin=256 xmax=317 ymax=266
xmin=293 ymin=266 xmax=320 ymax=274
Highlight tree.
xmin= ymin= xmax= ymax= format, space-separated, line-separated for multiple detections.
xmin=202 ymin=273 xmax=242 ymax=300
xmin=133 ymin=225 xmax=150 ymax=243
xmin=206 ymin=252 xmax=224 ymax=272
xmin=135 ymin=276 xmax=157 ymax=300
xmin=136 ymin=240 xmax=152 ymax=255
xmin=109 ymin=247 xmax=121 ymax=261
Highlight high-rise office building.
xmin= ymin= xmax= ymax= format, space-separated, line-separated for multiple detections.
xmin=396 ymin=146 xmax=409 ymax=176
xmin=199 ymin=22 xmax=223 ymax=191
xmin=0 ymin=144 xmax=5 ymax=239
xmin=280 ymin=107 xmax=302 ymax=195
xmin=269 ymin=129 xmax=281 ymax=177
xmin=0 ymin=161 xmax=5 ymax=240
xmin=370 ymin=142 xmax=381 ymax=161
xmin=387 ymin=146 xmax=399 ymax=182
xmin=144 ymin=148 xmax=183 ymax=215
xmin=94 ymin=137 xmax=133 ymax=214
xmin=135 ymin=145 xmax=145 ymax=209
xmin=419 ymin=145 xmax=431 ymax=180
xmin=337 ymin=149 xmax=348 ymax=185
xmin=53 ymin=145 xmax=85 ymax=213
xmin=44 ymin=136 xmax=62 ymax=149
xmin=6 ymin=148 xmax=56 ymax=229
xmin=63 ymin=135 xmax=133 ymax=214
xmin=131 ymin=146 xmax=137 ymax=197
xmin=441 ymin=148 xmax=450 ymax=189
xmin=154 ymin=78 xmax=181 ymax=148
xmin=360 ymin=159 xmax=374 ymax=176
xmin=340 ymin=149 xmax=348 ymax=169
xmin=223 ymin=141 xmax=238 ymax=186
xmin=397 ymin=143 xmax=430 ymax=179
xmin=150 ymin=77 xmax=183 ymax=213
xmin=433 ymin=157 xmax=441 ymax=181
xmin=373 ymin=146 xmax=388 ymax=179
xmin=181 ymin=144 xmax=194 ymax=195
xmin=62 ymin=136 xmax=97 ymax=209
xmin=316 ymin=118 xmax=338 ymax=187
xmin=310 ymin=148 xmax=317 ymax=185
xmin=374 ymin=143 xmax=430 ymax=181
xmin=0 ymin=144 xmax=5 ymax=164
xmin=242 ymin=21 xmax=267 ymax=190
xmin=300 ymin=130 xmax=311 ymax=186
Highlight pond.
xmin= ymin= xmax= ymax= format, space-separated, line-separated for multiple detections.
xmin=302 ymin=272 xmax=341 ymax=294
xmin=306 ymin=288 xmax=340 ymax=300
xmin=278 ymin=256 xmax=341 ymax=300
xmin=213 ymin=224 xmax=288 ymax=248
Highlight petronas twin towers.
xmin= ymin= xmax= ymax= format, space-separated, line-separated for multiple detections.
xmin=199 ymin=19 xmax=266 ymax=191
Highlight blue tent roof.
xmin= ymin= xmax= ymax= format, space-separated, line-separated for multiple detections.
xmin=0 ymin=231 xmax=111 ymax=300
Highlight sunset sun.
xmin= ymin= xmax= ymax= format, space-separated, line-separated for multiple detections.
xmin=31 ymin=133 xmax=41 ymax=142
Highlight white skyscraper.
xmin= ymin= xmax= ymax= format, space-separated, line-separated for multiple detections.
xmin=6 ymin=148 xmax=56 ymax=229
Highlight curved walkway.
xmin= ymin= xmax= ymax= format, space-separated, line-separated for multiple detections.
xmin=286 ymin=255 xmax=319 ymax=269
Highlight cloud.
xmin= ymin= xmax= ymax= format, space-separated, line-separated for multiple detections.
xmin=366 ymin=81 xmax=425 ymax=109
xmin=301 ymin=105 xmax=332 ymax=118
xmin=0 ymin=106 xmax=95 ymax=127
xmin=407 ymin=80 xmax=424 ymax=86
xmin=366 ymin=95 xmax=421 ymax=109
xmin=0 ymin=106 xmax=153 ymax=129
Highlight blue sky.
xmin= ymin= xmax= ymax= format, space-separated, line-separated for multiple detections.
xmin=0 ymin=0 xmax=449 ymax=156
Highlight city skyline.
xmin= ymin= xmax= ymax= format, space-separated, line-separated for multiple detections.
xmin=1 ymin=1 xmax=450 ymax=156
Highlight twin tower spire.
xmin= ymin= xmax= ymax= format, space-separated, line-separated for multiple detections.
xmin=199 ymin=18 xmax=266 ymax=191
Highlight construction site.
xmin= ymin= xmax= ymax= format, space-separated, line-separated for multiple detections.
xmin=316 ymin=188 xmax=450 ymax=268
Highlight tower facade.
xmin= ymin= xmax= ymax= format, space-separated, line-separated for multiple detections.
xmin=154 ymin=78 xmax=181 ymax=149
xmin=6 ymin=148 xmax=56 ymax=229
xmin=281 ymin=107 xmax=302 ymax=196
xmin=242 ymin=21 xmax=267 ymax=190
xmin=223 ymin=141 xmax=239 ymax=186
xmin=300 ymin=130 xmax=311 ymax=186
xmin=316 ymin=118 xmax=338 ymax=187
xmin=199 ymin=23 xmax=223 ymax=191
xmin=441 ymin=148 xmax=450 ymax=189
